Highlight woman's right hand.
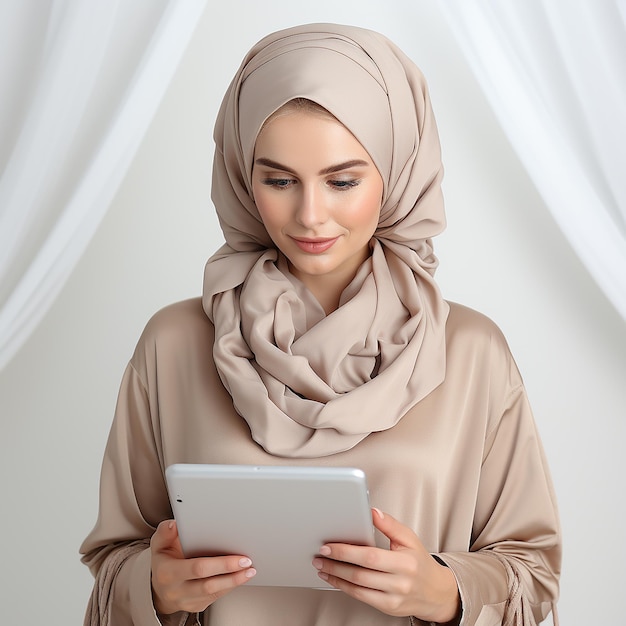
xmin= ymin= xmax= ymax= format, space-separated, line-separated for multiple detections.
xmin=150 ymin=519 xmax=257 ymax=615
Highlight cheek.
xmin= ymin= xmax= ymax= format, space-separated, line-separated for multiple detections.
xmin=253 ymin=187 xmax=284 ymax=236
xmin=252 ymin=182 xmax=271 ymax=221
xmin=344 ymin=187 xmax=382 ymax=233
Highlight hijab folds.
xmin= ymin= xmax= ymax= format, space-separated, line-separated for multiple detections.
xmin=203 ymin=23 xmax=449 ymax=457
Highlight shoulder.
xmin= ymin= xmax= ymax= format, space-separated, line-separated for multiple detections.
xmin=444 ymin=301 xmax=523 ymax=389
xmin=441 ymin=305 xmax=528 ymax=443
xmin=445 ymin=301 xmax=510 ymax=351
xmin=130 ymin=298 xmax=215 ymax=374
xmin=141 ymin=297 xmax=212 ymax=337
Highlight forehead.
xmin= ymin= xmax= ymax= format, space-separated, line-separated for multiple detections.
xmin=253 ymin=111 xmax=373 ymax=165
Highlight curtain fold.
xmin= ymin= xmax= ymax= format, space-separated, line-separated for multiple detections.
xmin=440 ymin=1 xmax=626 ymax=322
xmin=3 ymin=1 xmax=623 ymax=374
xmin=0 ymin=0 xmax=207 ymax=371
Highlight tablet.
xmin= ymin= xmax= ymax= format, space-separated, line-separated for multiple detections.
xmin=165 ymin=463 xmax=375 ymax=588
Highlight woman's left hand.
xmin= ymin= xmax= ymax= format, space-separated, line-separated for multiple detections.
xmin=312 ymin=508 xmax=460 ymax=624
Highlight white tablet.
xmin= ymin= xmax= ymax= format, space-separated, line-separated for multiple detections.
xmin=165 ymin=463 xmax=375 ymax=588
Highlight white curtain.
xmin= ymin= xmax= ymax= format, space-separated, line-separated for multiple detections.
xmin=0 ymin=0 xmax=207 ymax=371
xmin=440 ymin=1 xmax=626 ymax=322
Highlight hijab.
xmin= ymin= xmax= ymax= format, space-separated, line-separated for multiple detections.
xmin=203 ymin=23 xmax=449 ymax=457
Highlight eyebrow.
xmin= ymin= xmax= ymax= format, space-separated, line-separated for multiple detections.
xmin=254 ymin=157 xmax=370 ymax=176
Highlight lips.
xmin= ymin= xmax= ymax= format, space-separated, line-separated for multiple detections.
xmin=291 ymin=237 xmax=339 ymax=254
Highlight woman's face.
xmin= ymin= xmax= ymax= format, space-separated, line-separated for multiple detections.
xmin=251 ymin=110 xmax=383 ymax=308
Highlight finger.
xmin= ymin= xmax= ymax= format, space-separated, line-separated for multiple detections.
xmin=186 ymin=554 xmax=256 ymax=582
xmin=187 ymin=565 xmax=257 ymax=596
xmin=151 ymin=521 xmax=254 ymax=579
xmin=318 ymin=567 xmax=422 ymax=620
xmin=315 ymin=544 xmax=419 ymax=590
xmin=314 ymin=555 xmax=388 ymax=591
xmin=322 ymin=541 xmax=388 ymax=569
xmin=318 ymin=509 xmax=420 ymax=568
xmin=151 ymin=519 xmax=185 ymax=557
xmin=318 ymin=568 xmax=384 ymax=597
xmin=318 ymin=523 xmax=421 ymax=577
xmin=157 ymin=553 xmax=255 ymax=590
xmin=159 ymin=566 xmax=257 ymax=614
xmin=315 ymin=550 xmax=422 ymax=618
xmin=371 ymin=508 xmax=422 ymax=551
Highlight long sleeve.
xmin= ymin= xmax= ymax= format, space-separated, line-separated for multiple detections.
xmin=435 ymin=324 xmax=561 ymax=625
xmin=80 ymin=359 xmax=194 ymax=626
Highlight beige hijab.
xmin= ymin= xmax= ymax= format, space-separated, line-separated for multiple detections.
xmin=203 ymin=24 xmax=449 ymax=457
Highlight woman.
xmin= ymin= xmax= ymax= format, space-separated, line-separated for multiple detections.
xmin=81 ymin=23 xmax=561 ymax=625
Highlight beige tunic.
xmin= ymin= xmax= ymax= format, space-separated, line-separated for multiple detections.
xmin=80 ymin=298 xmax=560 ymax=625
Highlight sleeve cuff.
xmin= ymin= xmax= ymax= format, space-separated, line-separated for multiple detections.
xmin=128 ymin=548 xmax=164 ymax=625
xmin=435 ymin=552 xmax=508 ymax=626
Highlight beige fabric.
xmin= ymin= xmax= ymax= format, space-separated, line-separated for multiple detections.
xmin=83 ymin=540 xmax=150 ymax=626
xmin=81 ymin=299 xmax=561 ymax=625
xmin=203 ymin=23 xmax=449 ymax=457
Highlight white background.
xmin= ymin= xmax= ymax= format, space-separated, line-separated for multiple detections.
xmin=1 ymin=2 xmax=624 ymax=623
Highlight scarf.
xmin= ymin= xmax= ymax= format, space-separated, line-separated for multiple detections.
xmin=203 ymin=23 xmax=449 ymax=457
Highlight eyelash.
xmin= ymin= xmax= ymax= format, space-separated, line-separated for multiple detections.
xmin=261 ymin=178 xmax=361 ymax=191
xmin=261 ymin=178 xmax=295 ymax=189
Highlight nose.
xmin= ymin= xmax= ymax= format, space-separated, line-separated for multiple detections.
xmin=295 ymin=183 xmax=328 ymax=228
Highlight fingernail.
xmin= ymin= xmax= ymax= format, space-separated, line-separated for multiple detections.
xmin=245 ymin=568 xmax=257 ymax=578
xmin=168 ymin=521 xmax=174 ymax=530
xmin=319 ymin=545 xmax=331 ymax=556
xmin=239 ymin=557 xmax=252 ymax=568
xmin=373 ymin=507 xmax=384 ymax=519
xmin=318 ymin=571 xmax=329 ymax=581
xmin=312 ymin=558 xmax=323 ymax=570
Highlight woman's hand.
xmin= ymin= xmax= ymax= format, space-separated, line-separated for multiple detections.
xmin=150 ymin=520 xmax=256 ymax=615
xmin=312 ymin=508 xmax=460 ymax=624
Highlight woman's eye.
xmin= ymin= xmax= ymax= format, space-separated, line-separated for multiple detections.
xmin=262 ymin=178 xmax=295 ymax=189
xmin=329 ymin=179 xmax=360 ymax=190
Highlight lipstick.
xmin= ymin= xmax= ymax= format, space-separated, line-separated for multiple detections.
xmin=291 ymin=237 xmax=339 ymax=254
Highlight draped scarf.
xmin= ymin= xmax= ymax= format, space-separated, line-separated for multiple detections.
xmin=203 ymin=23 xmax=449 ymax=457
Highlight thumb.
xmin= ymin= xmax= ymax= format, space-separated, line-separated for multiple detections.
xmin=151 ymin=519 xmax=183 ymax=555
xmin=372 ymin=508 xmax=421 ymax=552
